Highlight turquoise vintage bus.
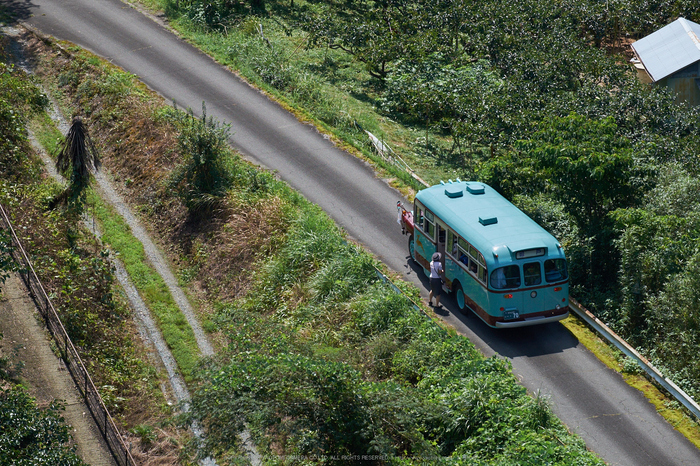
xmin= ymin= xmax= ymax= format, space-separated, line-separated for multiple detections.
xmin=398 ymin=181 xmax=569 ymax=328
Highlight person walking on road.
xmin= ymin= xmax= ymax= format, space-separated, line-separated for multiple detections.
xmin=429 ymin=252 xmax=443 ymax=307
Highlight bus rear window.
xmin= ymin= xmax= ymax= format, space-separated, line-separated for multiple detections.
xmin=491 ymin=265 xmax=520 ymax=289
xmin=524 ymin=262 xmax=542 ymax=286
xmin=544 ymin=259 xmax=568 ymax=282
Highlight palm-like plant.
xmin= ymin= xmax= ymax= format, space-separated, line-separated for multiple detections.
xmin=50 ymin=117 xmax=100 ymax=211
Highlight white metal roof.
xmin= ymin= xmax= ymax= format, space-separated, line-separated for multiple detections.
xmin=631 ymin=18 xmax=700 ymax=82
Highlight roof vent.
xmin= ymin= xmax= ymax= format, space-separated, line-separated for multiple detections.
xmin=444 ymin=185 xmax=463 ymax=198
xmin=479 ymin=216 xmax=498 ymax=226
xmin=467 ymin=183 xmax=485 ymax=194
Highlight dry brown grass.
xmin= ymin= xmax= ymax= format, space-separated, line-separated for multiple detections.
xmin=125 ymin=429 xmax=185 ymax=466
xmin=197 ymin=197 xmax=288 ymax=301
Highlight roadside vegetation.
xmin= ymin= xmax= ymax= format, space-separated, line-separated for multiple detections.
xmin=146 ymin=0 xmax=700 ymax=404
xmin=0 ymin=33 xmax=188 ymax=464
xmin=0 ymin=51 xmax=87 ymax=466
xmin=3 ymin=0 xmax=700 ymax=463
xmin=7 ymin=21 xmax=607 ymax=465
xmin=21 ymin=29 xmax=601 ymax=464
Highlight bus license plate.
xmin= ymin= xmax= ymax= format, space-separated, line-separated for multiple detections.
xmin=504 ymin=310 xmax=519 ymax=320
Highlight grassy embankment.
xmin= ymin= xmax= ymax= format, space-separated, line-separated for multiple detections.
xmin=0 ymin=33 xmax=191 ymax=465
xmin=15 ymin=39 xmax=197 ymax=464
xmin=27 ymin=54 xmax=203 ymax=382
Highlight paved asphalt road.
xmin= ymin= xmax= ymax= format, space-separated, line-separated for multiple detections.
xmin=7 ymin=1 xmax=700 ymax=464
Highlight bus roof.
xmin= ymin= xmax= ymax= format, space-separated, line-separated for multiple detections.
xmin=415 ymin=181 xmax=565 ymax=266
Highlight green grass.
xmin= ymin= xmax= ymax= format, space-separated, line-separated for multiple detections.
xmin=29 ymin=110 xmax=202 ymax=381
xmin=88 ymin=191 xmax=201 ymax=380
xmin=28 ymin=111 xmax=62 ymax=156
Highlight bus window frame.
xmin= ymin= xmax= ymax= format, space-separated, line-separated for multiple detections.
xmin=523 ymin=261 xmax=542 ymax=287
xmin=544 ymin=258 xmax=568 ymax=283
xmin=447 ymin=228 xmax=487 ymax=285
xmin=415 ymin=201 xmax=436 ymax=242
xmin=491 ymin=265 xmax=521 ymax=290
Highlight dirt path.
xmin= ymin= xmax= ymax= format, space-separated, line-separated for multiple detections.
xmin=0 ymin=273 xmax=115 ymax=466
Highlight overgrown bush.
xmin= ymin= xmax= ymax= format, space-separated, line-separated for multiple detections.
xmin=167 ymin=104 xmax=234 ymax=214
xmin=0 ymin=386 xmax=87 ymax=466
xmin=612 ymin=166 xmax=700 ymax=397
xmin=174 ymin=0 xmax=266 ymax=31
xmin=0 ymin=62 xmax=46 ymax=182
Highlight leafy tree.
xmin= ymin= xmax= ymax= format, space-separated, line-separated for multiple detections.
xmin=173 ymin=0 xmax=266 ymax=30
xmin=481 ymin=113 xmax=649 ymax=292
xmin=612 ymin=166 xmax=700 ymax=338
xmin=304 ymin=0 xmax=410 ymax=79
xmin=304 ymin=0 xmax=477 ymax=80
xmin=646 ymin=252 xmax=700 ymax=400
xmin=514 ymin=113 xmax=647 ymax=231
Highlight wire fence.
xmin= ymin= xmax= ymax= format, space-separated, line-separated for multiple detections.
xmin=0 ymin=203 xmax=137 ymax=466
xmin=365 ymin=130 xmax=430 ymax=188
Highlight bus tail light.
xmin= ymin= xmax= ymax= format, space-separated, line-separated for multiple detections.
xmin=554 ymin=287 xmax=562 ymax=291
xmin=503 ymin=294 xmax=513 ymax=299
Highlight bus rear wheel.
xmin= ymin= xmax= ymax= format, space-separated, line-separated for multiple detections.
xmin=453 ymin=283 xmax=468 ymax=315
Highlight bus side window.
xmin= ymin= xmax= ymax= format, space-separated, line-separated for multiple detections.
xmin=478 ymin=266 xmax=487 ymax=284
xmin=415 ymin=207 xmax=424 ymax=229
xmin=448 ymin=231 xmax=458 ymax=256
xmin=424 ymin=210 xmax=435 ymax=239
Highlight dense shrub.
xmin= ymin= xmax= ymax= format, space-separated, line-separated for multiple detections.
xmin=0 ymin=386 xmax=87 ymax=466
xmin=167 ymin=104 xmax=235 ymax=214
xmin=0 ymin=62 xmax=46 ymax=182
xmin=176 ymin=0 xmax=266 ymax=30
xmin=612 ymin=166 xmax=700 ymax=396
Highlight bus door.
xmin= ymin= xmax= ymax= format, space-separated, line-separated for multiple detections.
xmin=521 ymin=261 xmax=546 ymax=315
xmin=436 ymin=223 xmax=447 ymax=273
xmin=413 ymin=203 xmax=437 ymax=274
